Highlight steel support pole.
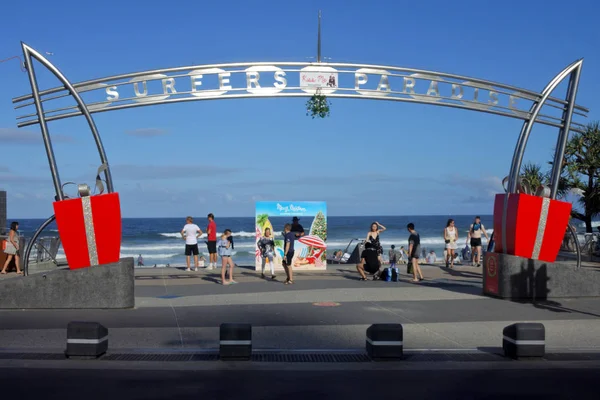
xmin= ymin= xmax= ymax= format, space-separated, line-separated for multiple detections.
xmin=22 ymin=44 xmax=114 ymax=193
xmin=22 ymin=44 xmax=63 ymax=201
xmin=317 ymin=10 xmax=322 ymax=63
xmin=550 ymin=65 xmax=582 ymax=199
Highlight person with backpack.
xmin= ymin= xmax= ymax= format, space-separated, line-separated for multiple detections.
xmin=466 ymin=216 xmax=489 ymax=267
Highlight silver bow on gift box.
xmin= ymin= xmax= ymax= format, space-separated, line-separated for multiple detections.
xmin=60 ymin=164 xmax=108 ymax=199
xmin=501 ymin=176 xmax=551 ymax=198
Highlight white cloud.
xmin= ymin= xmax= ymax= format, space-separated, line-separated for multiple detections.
xmin=0 ymin=128 xmax=74 ymax=144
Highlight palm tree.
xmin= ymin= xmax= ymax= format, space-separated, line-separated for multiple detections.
xmin=256 ymin=214 xmax=269 ymax=230
xmin=562 ymin=121 xmax=600 ymax=232
xmin=520 ymin=163 xmax=544 ymax=192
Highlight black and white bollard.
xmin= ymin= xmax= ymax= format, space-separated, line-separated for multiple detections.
xmin=65 ymin=321 xmax=108 ymax=359
xmin=220 ymin=323 xmax=252 ymax=361
xmin=366 ymin=324 xmax=404 ymax=360
xmin=503 ymin=323 xmax=545 ymax=359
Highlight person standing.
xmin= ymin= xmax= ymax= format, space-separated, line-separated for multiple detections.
xmin=291 ymin=217 xmax=305 ymax=239
xmin=206 ymin=213 xmax=217 ymax=270
xmin=1 ymin=222 xmax=23 ymax=275
xmin=217 ymin=233 xmax=235 ymax=285
xmin=407 ymin=223 xmax=424 ymax=282
xmin=181 ymin=217 xmax=202 ymax=271
xmin=257 ymin=227 xmax=276 ymax=280
xmin=282 ymin=223 xmax=296 ymax=285
xmin=137 ymin=254 xmax=144 ymax=267
xmin=388 ymin=245 xmax=398 ymax=269
xmin=366 ymin=221 xmax=386 ymax=262
xmin=444 ymin=219 xmax=459 ymax=269
xmin=467 ymin=216 xmax=489 ymax=267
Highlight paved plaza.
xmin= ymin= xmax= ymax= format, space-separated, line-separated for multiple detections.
xmin=1 ymin=264 xmax=599 ymax=352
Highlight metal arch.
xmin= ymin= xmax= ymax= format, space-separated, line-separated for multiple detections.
xmin=502 ymin=59 xmax=583 ymax=256
xmin=22 ymin=43 xmax=63 ymax=201
xmin=22 ymin=214 xmax=56 ymax=276
xmin=13 ymin=91 xmax=587 ymax=132
xmin=21 ymin=43 xmax=114 ymax=194
xmin=12 ymin=61 xmax=589 ymax=113
xmin=507 ymin=59 xmax=584 ymax=194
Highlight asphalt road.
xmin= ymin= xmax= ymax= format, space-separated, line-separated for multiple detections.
xmin=2 ymin=365 xmax=599 ymax=399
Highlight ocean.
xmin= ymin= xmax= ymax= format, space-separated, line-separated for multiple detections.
xmin=14 ymin=215 xmax=498 ymax=267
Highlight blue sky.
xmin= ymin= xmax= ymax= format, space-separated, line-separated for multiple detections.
xmin=1 ymin=0 xmax=598 ymax=218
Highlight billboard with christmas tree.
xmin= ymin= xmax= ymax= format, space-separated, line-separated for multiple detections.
xmin=255 ymin=201 xmax=327 ymax=271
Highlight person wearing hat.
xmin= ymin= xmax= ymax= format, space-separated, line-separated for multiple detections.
xmin=291 ymin=216 xmax=305 ymax=238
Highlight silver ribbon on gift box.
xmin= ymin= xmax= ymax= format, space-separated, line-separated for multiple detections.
xmin=501 ymin=177 xmax=551 ymax=260
xmin=78 ymin=183 xmax=99 ymax=266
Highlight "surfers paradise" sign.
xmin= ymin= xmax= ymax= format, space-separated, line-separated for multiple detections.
xmin=98 ymin=65 xmax=528 ymax=116
xmin=16 ymin=61 xmax=587 ymax=132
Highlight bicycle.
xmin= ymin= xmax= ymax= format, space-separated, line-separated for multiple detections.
xmin=580 ymin=232 xmax=600 ymax=261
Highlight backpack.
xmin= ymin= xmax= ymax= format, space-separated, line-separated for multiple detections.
xmin=383 ymin=267 xmax=398 ymax=282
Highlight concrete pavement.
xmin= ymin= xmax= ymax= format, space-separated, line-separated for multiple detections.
xmin=1 ymin=264 xmax=599 ymax=353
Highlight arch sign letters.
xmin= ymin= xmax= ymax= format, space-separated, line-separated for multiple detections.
xmin=11 ymin=43 xmax=588 ymax=276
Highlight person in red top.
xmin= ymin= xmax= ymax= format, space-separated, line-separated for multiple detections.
xmin=206 ymin=213 xmax=217 ymax=269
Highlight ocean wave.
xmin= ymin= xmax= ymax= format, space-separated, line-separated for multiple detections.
xmin=160 ymin=231 xmax=258 ymax=239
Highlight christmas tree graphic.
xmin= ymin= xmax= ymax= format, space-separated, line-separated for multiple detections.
xmin=310 ymin=211 xmax=327 ymax=241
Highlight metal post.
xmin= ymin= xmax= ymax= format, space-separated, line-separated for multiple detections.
xmin=550 ymin=65 xmax=582 ymax=199
xmin=22 ymin=44 xmax=115 ymax=193
xmin=317 ymin=10 xmax=322 ymax=63
xmin=22 ymin=44 xmax=64 ymax=201
xmin=507 ymin=59 xmax=582 ymax=194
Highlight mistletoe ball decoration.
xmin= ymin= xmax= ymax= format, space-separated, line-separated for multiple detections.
xmin=306 ymin=91 xmax=331 ymax=119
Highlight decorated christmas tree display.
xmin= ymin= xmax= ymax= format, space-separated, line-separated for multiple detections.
xmin=310 ymin=211 xmax=327 ymax=242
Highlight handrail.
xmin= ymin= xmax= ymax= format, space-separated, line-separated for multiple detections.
xmin=567 ymin=223 xmax=581 ymax=269
xmin=23 ymin=215 xmax=56 ymax=276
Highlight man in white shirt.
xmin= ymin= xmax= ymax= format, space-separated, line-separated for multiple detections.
xmin=181 ymin=216 xmax=202 ymax=271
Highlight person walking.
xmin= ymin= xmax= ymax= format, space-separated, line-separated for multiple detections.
xmin=257 ymin=227 xmax=276 ymax=280
xmin=282 ymin=223 xmax=296 ymax=285
xmin=444 ymin=219 xmax=459 ymax=269
xmin=181 ymin=216 xmax=202 ymax=271
xmin=218 ymin=233 xmax=235 ymax=285
xmin=206 ymin=213 xmax=217 ymax=270
xmin=466 ymin=216 xmax=489 ymax=267
xmin=407 ymin=223 xmax=424 ymax=282
xmin=1 ymin=222 xmax=23 ymax=275
xmin=388 ymin=245 xmax=398 ymax=269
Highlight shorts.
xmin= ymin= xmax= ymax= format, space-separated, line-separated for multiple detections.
xmin=446 ymin=242 xmax=458 ymax=250
xmin=207 ymin=241 xmax=217 ymax=254
xmin=283 ymin=251 xmax=294 ymax=267
xmin=364 ymin=262 xmax=380 ymax=274
xmin=410 ymin=245 xmax=421 ymax=260
xmin=470 ymin=238 xmax=482 ymax=247
xmin=185 ymin=244 xmax=199 ymax=256
xmin=263 ymin=252 xmax=274 ymax=262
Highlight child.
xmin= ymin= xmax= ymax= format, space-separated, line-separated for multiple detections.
xmin=257 ymin=228 xmax=276 ymax=280
xmin=217 ymin=233 xmax=236 ymax=285
xmin=388 ymin=245 xmax=397 ymax=269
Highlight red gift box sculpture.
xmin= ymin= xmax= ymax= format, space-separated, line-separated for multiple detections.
xmin=493 ymin=190 xmax=571 ymax=263
xmin=53 ymin=184 xmax=122 ymax=270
